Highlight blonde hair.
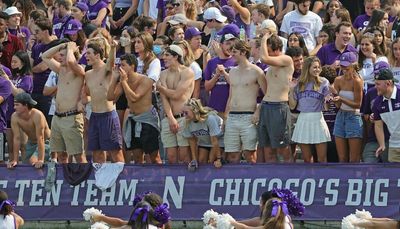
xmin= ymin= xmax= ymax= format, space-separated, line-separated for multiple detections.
xmin=389 ymin=38 xmax=400 ymax=67
xmin=87 ymin=37 xmax=111 ymax=59
xmin=185 ymin=99 xmax=216 ymax=122
xmin=261 ymin=198 xmax=287 ymax=229
xmin=183 ymin=0 xmax=197 ymax=20
xmin=297 ymin=56 xmax=323 ymax=92
xmin=172 ymin=40 xmax=195 ymax=67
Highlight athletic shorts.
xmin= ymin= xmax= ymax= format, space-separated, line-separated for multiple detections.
xmin=116 ymin=93 xmax=128 ymax=110
xmin=50 ymin=114 xmax=84 ymax=155
xmin=161 ymin=117 xmax=189 ymax=148
xmin=88 ymin=110 xmax=123 ymax=151
xmin=224 ymin=113 xmax=257 ymax=152
xmin=258 ymin=101 xmax=291 ymax=148
xmin=126 ymin=120 xmax=159 ymax=153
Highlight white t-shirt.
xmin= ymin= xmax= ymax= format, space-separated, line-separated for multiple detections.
xmin=190 ymin=62 xmax=202 ymax=81
xmin=136 ymin=57 xmax=161 ymax=82
xmin=0 ymin=214 xmax=15 ymax=229
xmin=280 ymin=10 xmax=323 ymax=51
xmin=148 ymin=0 xmax=158 ymax=20
xmin=44 ymin=71 xmax=58 ymax=116
xmin=359 ymin=56 xmax=389 ymax=86
xmin=254 ymin=0 xmax=273 ymax=5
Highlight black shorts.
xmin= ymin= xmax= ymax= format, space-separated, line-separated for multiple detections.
xmin=116 ymin=93 xmax=128 ymax=110
xmin=126 ymin=121 xmax=159 ymax=153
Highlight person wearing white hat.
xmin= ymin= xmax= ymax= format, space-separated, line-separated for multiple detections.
xmin=156 ymin=44 xmax=195 ymax=164
xmin=3 ymin=6 xmax=30 ymax=48
xmin=259 ymin=19 xmax=287 ymax=53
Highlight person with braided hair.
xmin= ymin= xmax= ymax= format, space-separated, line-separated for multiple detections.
xmin=182 ymin=98 xmax=224 ymax=170
xmin=0 ymin=190 xmax=24 ymax=228
xmin=92 ymin=192 xmax=171 ymax=229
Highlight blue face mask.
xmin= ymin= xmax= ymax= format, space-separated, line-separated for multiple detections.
xmin=153 ymin=45 xmax=163 ymax=56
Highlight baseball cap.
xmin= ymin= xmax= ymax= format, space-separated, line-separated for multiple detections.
xmin=3 ymin=6 xmax=21 ymax=16
xmin=339 ymin=52 xmax=357 ymax=67
xmin=64 ymin=19 xmax=82 ymax=35
xmin=217 ymin=24 xmax=240 ymax=37
xmin=184 ymin=27 xmax=203 ymax=40
xmin=168 ymin=44 xmax=184 ymax=57
xmin=221 ymin=5 xmax=235 ymax=23
xmin=14 ymin=92 xmax=37 ymax=106
xmin=169 ymin=13 xmax=187 ymax=25
xmin=374 ymin=68 xmax=398 ymax=82
xmin=204 ymin=7 xmax=227 ymax=23
xmin=220 ymin=33 xmax=237 ymax=43
xmin=260 ymin=19 xmax=277 ymax=34
xmin=373 ymin=61 xmax=390 ymax=73
xmin=74 ymin=2 xmax=89 ymax=12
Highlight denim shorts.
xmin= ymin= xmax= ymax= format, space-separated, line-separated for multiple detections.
xmin=333 ymin=110 xmax=363 ymax=138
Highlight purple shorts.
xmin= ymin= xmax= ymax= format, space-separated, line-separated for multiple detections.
xmin=88 ymin=110 xmax=122 ymax=151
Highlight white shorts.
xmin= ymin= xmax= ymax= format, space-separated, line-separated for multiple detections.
xmin=161 ymin=116 xmax=189 ymax=148
xmin=224 ymin=113 xmax=257 ymax=152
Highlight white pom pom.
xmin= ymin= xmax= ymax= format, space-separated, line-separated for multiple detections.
xmin=90 ymin=222 xmax=110 ymax=229
xmin=342 ymin=213 xmax=358 ymax=229
xmin=202 ymin=209 xmax=220 ymax=225
xmin=203 ymin=225 xmax=216 ymax=229
xmin=216 ymin=213 xmax=234 ymax=229
xmin=355 ymin=209 xmax=372 ymax=219
xmin=83 ymin=208 xmax=103 ymax=221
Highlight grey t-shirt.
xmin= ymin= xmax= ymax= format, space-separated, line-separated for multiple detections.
xmin=182 ymin=114 xmax=224 ymax=147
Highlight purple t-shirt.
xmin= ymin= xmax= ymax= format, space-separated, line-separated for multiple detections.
xmin=294 ymin=78 xmax=330 ymax=112
xmin=31 ymin=42 xmax=51 ymax=94
xmin=353 ymin=14 xmax=370 ymax=32
xmin=204 ymin=57 xmax=236 ymax=112
xmin=0 ymin=78 xmax=12 ymax=132
xmin=156 ymin=0 xmax=168 ymax=20
xmin=2 ymin=65 xmax=11 ymax=78
xmin=52 ymin=15 xmax=73 ymax=38
xmin=88 ymin=0 xmax=108 ymax=28
xmin=361 ymin=87 xmax=390 ymax=143
xmin=8 ymin=27 xmax=31 ymax=45
xmin=6 ymin=74 xmax=33 ymax=123
xmin=316 ymin=42 xmax=358 ymax=66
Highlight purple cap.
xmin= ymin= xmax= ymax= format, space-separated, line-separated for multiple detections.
xmin=64 ymin=19 xmax=83 ymax=35
xmin=74 ymin=2 xmax=89 ymax=12
xmin=339 ymin=52 xmax=357 ymax=67
xmin=221 ymin=5 xmax=235 ymax=23
xmin=373 ymin=61 xmax=390 ymax=73
xmin=184 ymin=27 xmax=203 ymax=40
xmin=216 ymin=23 xmax=240 ymax=37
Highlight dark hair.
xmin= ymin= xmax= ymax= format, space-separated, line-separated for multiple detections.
xmin=168 ymin=26 xmax=183 ymax=40
xmin=320 ymin=24 xmax=336 ymax=44
xmin=292 ymin=0 xmax=311 ymax=4
xmin=133 ymin=15 xmax=156 ymax=33
xmin=287 ymin=32 xmax=309 ymax=57
xmin=165 ymin=47 xmax=184 ymax=65
xmin=128 ymin=193 xmax=164 ymax=229
xmin=364 ymin=26 xmax=387 ymax=55
xmin=120 ymin=53 xmax=138 ymax=69
xmin=0 ymin=12 xmax=10 ymax=20
xmin=13 ymin=0 xmax=36 ymax=26
xmin=320 ymin=65 xmax=337 ymax=84
xmin=156 ymin=35 xmax=172 ymax=45
xmin=35 ymin=18 xmax=53 ymax=35
xmin=233 ymin=39 xmax=251 ymax=59
xmin=366 ymin=9 xmax=386 ymax=30
xmin=87 ymin=43 xmax=104 ymax=59
xmin=29 ymin=9 xmax=47 ymax=21
xmin=0 ymin=190 xmax=12 ymax=217
xmin=13 ymin=51 xmax=32 ymax=76
xmin=285 ymin=46 xmax=304 ymax=57
xmin=0 ymin=43 xmax=3 ymax=53
xmin=267 ymin=34 xmax=283 ymax=52
xmin=323 ymin=0 xmax=343 ymax=23
xmin=66 ymin=30 xmax=87 ymax=53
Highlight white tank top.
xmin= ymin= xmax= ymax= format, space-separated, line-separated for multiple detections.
xmin=0 ymin=214 xmax=16 ymax=229
xmin=339 ymin=90 xmax=359 ymax=112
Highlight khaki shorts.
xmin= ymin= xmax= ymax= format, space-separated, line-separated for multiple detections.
xmin=224 ymin=113 xmax=257 ymax=152
xmin=161 ymin=117 xmax=189 ymax=148
xmin=388 ymin=147 xmax=400 ymax=162
xmin=50 ymin=114 xmax=84 ymax=155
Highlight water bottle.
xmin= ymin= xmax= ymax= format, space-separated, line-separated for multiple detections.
xmin=240 ymin=25 xmax=246 ymax=41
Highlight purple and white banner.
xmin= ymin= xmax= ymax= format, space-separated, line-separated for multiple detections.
xmin=1 ymin=164 xmax=400 ymax=221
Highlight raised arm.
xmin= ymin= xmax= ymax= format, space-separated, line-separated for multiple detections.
xmin=228 ymin=0 xmax=250 ymax=24
xmin=42 ymin=43 xmax=65 ymax=73
xmin=66 ymin=42 xmax=85 ymax=78
xmin=260 ymin=33 xmax=293 ymax=67
xmin=106 ymin=40 xmax=117 ymax=73
xmin=92 ymin=214 xmax=128 ymax=227
xmin=107 ymin=68 xmax=123 ymax=101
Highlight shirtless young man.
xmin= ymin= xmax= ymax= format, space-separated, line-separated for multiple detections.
xmin=42 ymin=41 xmax=86 ymax=163
xmin=157 ymin=45 xmax=195 ymax=164
xmin=224 ymin=39 xmax=267 ymax=163
xmin=7 ymin=93 xmax=50 ymax=169
xmin=85 ymin=41 xmax=124 ymax=163
xmin=259 ymin=33 xmax=294 ymax=162
xmin=107 ymin=54 xmax=161 ymax=164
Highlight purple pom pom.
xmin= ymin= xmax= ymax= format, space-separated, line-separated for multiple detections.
xmin=153 ymin=203 xmax=171 ymax=226
xmin=271 ymin=188 xmax=305 ymax=217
